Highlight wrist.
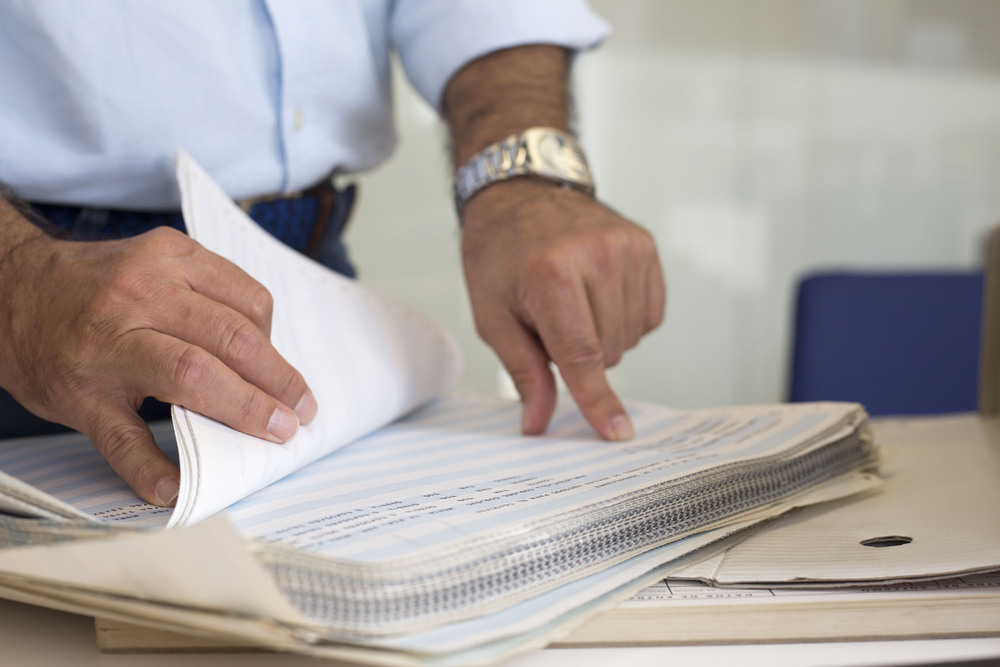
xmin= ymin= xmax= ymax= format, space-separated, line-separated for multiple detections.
xmin=460 ymin=178 xmax=594 ymax=230
xmin=453 ymin=127 xmax=595 ymax=218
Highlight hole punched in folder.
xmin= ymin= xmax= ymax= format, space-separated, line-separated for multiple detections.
xmin=860 ymin=535 xmax=913 ymax=548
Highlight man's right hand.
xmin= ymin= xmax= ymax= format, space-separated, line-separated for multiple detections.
xmin=0 ymin=200 xmax=316 ymax=507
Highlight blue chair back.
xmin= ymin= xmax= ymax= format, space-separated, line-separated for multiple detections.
xmin=788 ymin=272 xmax=984 ymax=416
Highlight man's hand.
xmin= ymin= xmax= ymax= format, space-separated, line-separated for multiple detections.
xmin=461 ymin=179 xmax=664 ymax=440
xmin=0 ymin=201 xmax=316 ymax=506
xmin=445 ymin=45 xmax=666 ymax=439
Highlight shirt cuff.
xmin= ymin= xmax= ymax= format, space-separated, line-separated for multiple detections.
xmin=389 ymin=0 xmax=611 ymax=112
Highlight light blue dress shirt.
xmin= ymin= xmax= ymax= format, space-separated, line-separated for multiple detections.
xmin=0 ymin=0 xmax=608 ymax=210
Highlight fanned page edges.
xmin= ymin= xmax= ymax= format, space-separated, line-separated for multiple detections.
xmin=169 ymin=149 xmax=463 ymax=527
xmin=0 ymin=395 xmax=880 ymax=650
xmin=227 ymin=398 xmax=878 ymax=637
xmin=0 ymin=150 xmax=883 ymax=656
xmin=0 ymin=421 xmax=180 ymax=533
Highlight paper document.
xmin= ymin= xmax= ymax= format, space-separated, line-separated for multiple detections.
xmin=0 ymin=151 xmax=886 ymax=664
xmin=628 ymin=572 xmax=1000 ymax=606
xmin=0 ymin=393 xmax=878 ymax=636
xmin=550 ymin=571 xmax=1000 ymax=646
xmin=670 ymin=413 xmax=1000 ymax=585
xmin=169 ymin=150 xmax=462 ymax=526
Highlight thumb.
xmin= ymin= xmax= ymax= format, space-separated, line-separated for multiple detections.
xmin=86 ymin=406 xmax=181 ymax=507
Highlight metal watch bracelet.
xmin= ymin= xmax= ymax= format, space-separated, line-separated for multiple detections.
xmin=452 ymin=127 xmax=595 ymax=214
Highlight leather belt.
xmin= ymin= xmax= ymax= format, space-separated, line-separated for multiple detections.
xmin=26 ymin=178 xmax=358 ymax=276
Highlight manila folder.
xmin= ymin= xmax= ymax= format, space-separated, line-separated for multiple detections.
xmin=672 ymin=413 xmax=1000 ymax=584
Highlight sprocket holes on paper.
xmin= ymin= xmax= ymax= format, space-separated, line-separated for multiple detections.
xmin=860 ymin=535 xmax=913 ymax=548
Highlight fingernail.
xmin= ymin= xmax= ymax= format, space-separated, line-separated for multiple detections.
xmin=155 ymin=476 xmax=180 ymax=507
xmin=295 ymin=389 xmax=318 ymax=425
xmin=267 ymin=405 xmax=299 ymax=441
xmin=607 ymin=414 xmax=635 ymax=441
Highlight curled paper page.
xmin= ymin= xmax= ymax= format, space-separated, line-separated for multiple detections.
xmin=169 ymin=150 xmax=463 ymax=527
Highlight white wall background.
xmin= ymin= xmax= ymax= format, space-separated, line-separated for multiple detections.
xmin=346 ymin=0 xmax=1000 ymax=409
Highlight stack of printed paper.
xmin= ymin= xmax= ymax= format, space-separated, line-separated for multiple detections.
xmin=0 ymin=152 xmax=881 ymax=665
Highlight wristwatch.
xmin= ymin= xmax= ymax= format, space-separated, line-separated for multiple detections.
xmin=453 ymin=127 xmax=596 ymax=214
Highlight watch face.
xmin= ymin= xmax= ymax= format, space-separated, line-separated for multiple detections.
xmin=537 ymin=132 xmax=589 ymax=180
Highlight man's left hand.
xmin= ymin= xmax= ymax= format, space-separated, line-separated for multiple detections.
xmin=460 ymin=178 xmax=665 ymax=440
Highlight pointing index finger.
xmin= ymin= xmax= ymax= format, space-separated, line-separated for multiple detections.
xmin=527 ymin=278 xmax=634 ymax=441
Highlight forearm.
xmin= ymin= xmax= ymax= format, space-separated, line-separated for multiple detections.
xmin=443 ymin=45 xmax=572 ymax=166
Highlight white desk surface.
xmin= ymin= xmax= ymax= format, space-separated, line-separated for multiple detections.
xmin=2 ymin=597 xmax=998 ymax=667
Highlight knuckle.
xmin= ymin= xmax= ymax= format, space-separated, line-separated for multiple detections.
xmin=136 ymin=227 xmax=202 ymax=274
xmin=96 ymin=419 xmax=147 ymax=473
xmin=472 ymin=315 xmax=501 ymax=345
xmin=100 ymin=263 xmax=182 ymax=312
xmin=557 ymin=340 xmax=605 ymax=374
xmin=634 ymin=238 xmax=659 ymax=269
xmin=218 ymin=318 xmax=263 ymax=364
xmin=470 ymin=309 xmax=508 ymax=346
xmin=524 ymin=247 xmax=576 ymax=285
xmin=520 ymin=265 xmax=573 ymax=316
xmin=245 ymin=284 xmax=274 ymax=325
xmin=591 ymin=236 xmax=622 ymax=269
xmin=168 ymin=344 xmax=213 ymax=392
xmin=632 ymin=224 xmax=656 ymax=247
xmin=274 ymin=366 xmax=307 ymax=402
xmin=473 ymin=318 xmax=493 ymax=343
xmin=234 ymin=388 xmax=268 ymax=425
xmin=518 ymin=287 xmax=547 ymax=322
xmin=100 ymin=264 xmax=149 ymax=303
xmin=142 ymin=225 xmax=193 ymax=252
